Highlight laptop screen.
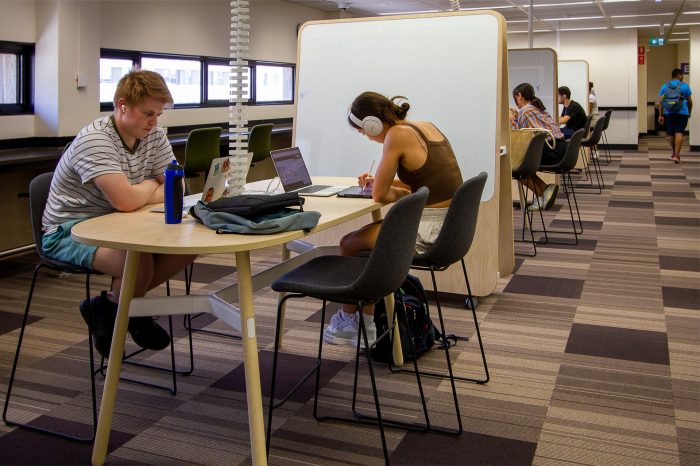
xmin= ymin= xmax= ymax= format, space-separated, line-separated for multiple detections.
xmin=270 ymin=147 xmax=313 ymax=191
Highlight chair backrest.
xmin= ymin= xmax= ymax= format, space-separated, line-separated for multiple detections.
xmin=184 ymin=127 xmax=223 ymax=177
xmin=582 ymin=113 xmax=594 ymax=138
xmin=512 ymin=132 xmax=546 ymax=179
xmin=352 ymin=187 xmax=429 ymax=304
xmin=559 ymin=129 xmax=585 ymax=172
xmin=29 ymin=172 xmax=54 ymax=257
xmin=602 ymin=109 xmax=612 ymax=131
xmin=248 ymin=123 xmax=274 ymax=163
xmin=586 ymin=115 xmax=606 ymax=146
xmin=413 ymin=172 xmax=487 ymax=269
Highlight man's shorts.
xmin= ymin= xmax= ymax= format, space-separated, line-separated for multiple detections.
xmin=416 ymin=207 xmax=449 ymax=254
xmin=42 ymin=219 xmax=97 ymax=270
xmin=665 ymin=113 xmax=689 ymax=135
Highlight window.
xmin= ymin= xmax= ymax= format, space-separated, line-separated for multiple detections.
xmin=100 ymin=49 xmax=294 ymax=110
xmin=0 ymin=40 xmax=34 ymax=115
xmin=253 ymin=63 xmax=294 ymax=104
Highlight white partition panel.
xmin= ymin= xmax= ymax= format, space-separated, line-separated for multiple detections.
xmin=508 ymin=48 xmax=558 ymax=122
xmin=558 ymin=60 xmax=589 ymax=116
xmin=294 ymin=13 xmax=502 ymax=201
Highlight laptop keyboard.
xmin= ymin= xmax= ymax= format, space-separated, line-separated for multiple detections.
xmin=295 ymin=184 xmax=331 ymax=194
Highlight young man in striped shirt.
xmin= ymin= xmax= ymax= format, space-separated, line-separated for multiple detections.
xmin=42 ymin=70 xmax=196 ymax=358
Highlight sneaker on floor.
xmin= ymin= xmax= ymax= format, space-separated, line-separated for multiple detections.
xmin=526 ymin=195 xmax=546 ymax=212
xmin=351 ymin=320 xmax=377 ymax=348
xmin=128 ymin=317 xmax=171 ymax=351
xmin=323 ymin=309 xmax=359 ymax=345
xmin=542 ymin=183 xmax=559 ymax=210
xmin=79 ymin=291 xmax=117 ymax=359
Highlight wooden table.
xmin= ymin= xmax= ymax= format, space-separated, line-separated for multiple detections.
xmin=72 ymin=177 xmax=386 ymax=466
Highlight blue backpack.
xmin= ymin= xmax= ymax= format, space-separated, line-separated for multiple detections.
xmin=663 ymin=81 xmax=685 ymax=113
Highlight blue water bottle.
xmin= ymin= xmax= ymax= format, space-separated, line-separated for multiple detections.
xmin=164 ymin=160 xmax=184 ymax=224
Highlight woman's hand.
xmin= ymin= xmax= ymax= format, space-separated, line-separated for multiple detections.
xmin=358 ymin=173 xmax=374 ymax=189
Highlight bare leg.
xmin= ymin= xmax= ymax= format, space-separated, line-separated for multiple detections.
xmin=339 ymin=221 xmax=382 ymax=315
xmin=521 ymin=175 xmax=548 ymax=197
xmin=668 ymin=134 xmax=675 ymax=156
xmin=92 ymin=247 xmax=196 ymax=299
xmin=674 ymin=133 xmax=684 ymax=158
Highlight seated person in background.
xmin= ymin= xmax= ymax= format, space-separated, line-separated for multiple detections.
xmin=323 ymin=91 xmax=463 ymax=346
xmin=558 ymin=85 xmax=587 ymax=139
xmin=42 ymin=69 xmax=197 ymax=358
xmin=510 ymin=82 xmax=566 ymax=211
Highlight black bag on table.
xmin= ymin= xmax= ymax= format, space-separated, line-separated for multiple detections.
xmin=206 ymin=192 xmax=304 ymax=218
xmin=370 ymin=275 xmax=439 ymax=363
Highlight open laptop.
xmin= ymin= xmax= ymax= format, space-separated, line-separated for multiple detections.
xmin=270 ymin=147 xmax=350 ymax=197
xmin=152 ymin=154 xmax=252 ymax=212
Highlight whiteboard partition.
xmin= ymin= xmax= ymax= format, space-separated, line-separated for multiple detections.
xmin=294 ymin=13 xmax=503 ymax=201
xmin=557 ymin=60 xmax=589 ymax=117
xmin=508 ymin=48 xmax=558 ymax=122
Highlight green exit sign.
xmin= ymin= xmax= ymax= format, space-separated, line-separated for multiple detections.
xmin=649 ymin=37 xmax=665 ymax=46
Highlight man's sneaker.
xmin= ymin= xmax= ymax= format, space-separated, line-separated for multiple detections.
xmin=128 ymin=317 xmax=171 ymax=351
xmin=323 ymin=309 xmax=359 ymax=345
xmin=79 ymin=291 xmax=117 ymax=358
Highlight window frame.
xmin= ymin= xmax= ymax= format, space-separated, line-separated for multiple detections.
xmin=0 ymin=40 xmax=34 ymax=115
xmin=100 ymin=49 xmax=295 ymax=111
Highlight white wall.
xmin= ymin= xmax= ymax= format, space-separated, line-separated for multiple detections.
xmin=690 ymin=27 xmax=700 ymax=147
xmin=509 ymin=28 xmax=638 ymax=146
xmin=0 ymin=0 xmax=327 ymax=140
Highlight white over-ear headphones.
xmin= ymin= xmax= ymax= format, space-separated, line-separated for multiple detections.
xmin=348 ymin=111 xmax=383 ymax=137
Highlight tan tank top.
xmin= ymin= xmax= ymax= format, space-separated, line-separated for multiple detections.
xmin=395 ymin=123 xmax=463 ymax=205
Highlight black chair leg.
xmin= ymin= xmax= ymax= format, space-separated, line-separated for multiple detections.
xmin=357 ymin=307 xmax=390 ymax=465
xmin=267 ymin=293 xmax=320 ymax=459
xmin=3 ymin=265 xmax=98 ymax=442
xmin=514 ymin=181 xmax=538 ymax=257
xmin=529 ymin=173 xmax=581 ymax=245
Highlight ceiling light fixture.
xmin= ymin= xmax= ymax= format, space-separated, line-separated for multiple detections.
xmin=613 ymin=23 xmax=668 ymax=28
xmin=459 ymin=5 xmax=515 ymax=10
xmin=675 ymin=21 xmax=700 ymax=25
xmin=671 ymin=31 xmax=690 ymax=34
xmin=377 ymin=9 xmax=440 ymax=15
xmin=533 ymin=1 xmax=593 ymax=7
xmin=610 ymin=13 xmax=674 ymax=18
xmin=560 ymin=26 xmax=609 ymax=30
xmin=541 ymin=15 xmax=604 ymax=21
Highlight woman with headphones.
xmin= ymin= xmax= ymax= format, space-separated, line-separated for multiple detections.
xmin=323 ymin=91 xmax=463 ymax=346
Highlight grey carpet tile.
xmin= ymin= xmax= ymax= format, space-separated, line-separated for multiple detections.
xmin=0 ymin=137 xmax=698 ymax=465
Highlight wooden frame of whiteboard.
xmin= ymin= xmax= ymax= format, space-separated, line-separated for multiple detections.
xmin=291 ymin=11 xmax=514 ymax=296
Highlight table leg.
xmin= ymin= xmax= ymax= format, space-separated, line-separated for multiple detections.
xmin=236 ymin=251 xmax=268 ymax=466
xmin=384 ymin=293 xmax=404 ymax=367
xmin=92 ymin=250 xmax=141 ymax=466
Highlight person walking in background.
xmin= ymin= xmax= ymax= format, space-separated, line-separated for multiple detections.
xmin=558 ymin=86 xmax=587 ymax=139
xmin=658 ymin=68 xmax=693 ymax=163
xmin=588 ymin=81 xmax=599 ymax=129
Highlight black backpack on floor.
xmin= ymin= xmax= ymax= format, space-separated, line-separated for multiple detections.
xmin=370 ymin=275 xmax=439 ymax=364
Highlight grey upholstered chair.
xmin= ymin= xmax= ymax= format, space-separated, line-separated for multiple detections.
xmin=600 ymin=108 xmax=613 ymax=163
xmin=538 ymin=129 xmax=585 ymax=244
xmin=397 ymin=172 xmax=490 ymax=436
xmin=266 ymin=187 xmax=429 ymax=465
xmin=579 ymin=115 xmax=606 ymax=192
xmin=512 ymin=131 xmax=548 ymax=256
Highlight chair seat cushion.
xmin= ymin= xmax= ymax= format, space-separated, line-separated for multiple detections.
xmin=271 ymin=255 xmax=371 ymax=303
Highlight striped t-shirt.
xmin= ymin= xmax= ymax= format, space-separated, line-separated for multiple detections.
xmin=509 ymin=103 xmax=564 ymax=142
xmin=42 ymin=115 xmax=173 ymax=233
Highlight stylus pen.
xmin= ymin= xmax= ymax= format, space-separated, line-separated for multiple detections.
xmin=364 ymin=160 xmax=375 ymax=189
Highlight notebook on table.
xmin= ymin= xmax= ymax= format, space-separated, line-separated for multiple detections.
xmin=270 ymin=147 xmax=350 ymax=197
